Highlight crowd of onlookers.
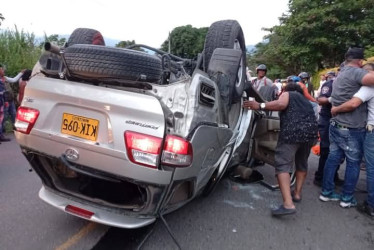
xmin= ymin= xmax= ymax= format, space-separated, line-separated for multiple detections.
xmin=0 ymin=64 xmax=32 ymax=143
xmin=244 ymin=47 xmax=374 ymax=219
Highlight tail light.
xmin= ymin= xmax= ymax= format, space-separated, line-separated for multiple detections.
xmin=15 ymin=107 xmax=40 ymax=134
xmin=125 ymin=131 xmax=162 ymax=168
xmin=124 ymin=132 xmax=193 ymax=168
xmin=162 ymin=135 xmax=192 ymax=167
xmin=65 ymin=205 xmax=94 ymax=219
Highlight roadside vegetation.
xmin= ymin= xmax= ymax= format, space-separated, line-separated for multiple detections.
xmin=1 ymin=0 xmax=374 ymax=88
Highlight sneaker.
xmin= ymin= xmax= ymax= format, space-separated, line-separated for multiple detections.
xmin=340 ymin=196 xmax=357 ymax=208
xmin=319 ymin=191 xmax=341 ymax=202
xmin=357 ymin=202 xmax=374 ymax=218
xmin=0 ymin=134 xmax=11 ymax=142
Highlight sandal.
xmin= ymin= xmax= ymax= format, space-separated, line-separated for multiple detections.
xmin=291 ymin=191 xmax=302 ymax=203
xmin=271 ymin=205 xmax=296 ymax=216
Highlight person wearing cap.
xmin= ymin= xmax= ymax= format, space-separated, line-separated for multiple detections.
xmin=313 ymin=71 xmax=343 ymax=187
xmin=320 ymin=47 xmax=374 ymax=208
xmin=298 ymin=72 xmax=314 ymax=98
xmin=251 ymin=64 xmax=277 ymax=101
xmin=317 ymin=74 xmax=327 ymax=96
xmin=330 ymin=62 xmax=374 ymax=218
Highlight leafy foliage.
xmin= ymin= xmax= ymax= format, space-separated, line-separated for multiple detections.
xmin=44 ymin=34 xmax=66 ymax=47
xmin=0 ymin=13 xmax=4 ymax=26
xmin=115 ymin=40 xmax=144 ymax=51
xmin=250 ymin=0 xmax=374 ymax=83
xmin=116 ymin=40 xmax=136 ymax=48
xmin=160 ymin=25 xmax=208 ymax=59
xmin=0 ymin=27 xmax=41 ymax=76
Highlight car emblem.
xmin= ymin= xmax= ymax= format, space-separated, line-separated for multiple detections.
xmin=65 ymin=148 xmax=79 ymax=161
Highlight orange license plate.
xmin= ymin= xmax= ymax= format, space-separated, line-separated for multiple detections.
xmin=61 ymin=113 xmax=99 ymax=141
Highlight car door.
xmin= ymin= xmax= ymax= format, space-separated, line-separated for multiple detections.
xmin=251 ymin=110 xmax=279 ymax=167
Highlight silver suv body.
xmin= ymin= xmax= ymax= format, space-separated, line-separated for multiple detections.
xmin=15 ymin=20 xmax=279 ymax=228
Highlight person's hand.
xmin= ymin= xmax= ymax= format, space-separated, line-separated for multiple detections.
xmin=243 ymin=100 xmax=260 ymax=110
xmin=4 ymin=101 xmax=9 ymax=108
xmin=331 ymin=106 xmax=338 ymax=116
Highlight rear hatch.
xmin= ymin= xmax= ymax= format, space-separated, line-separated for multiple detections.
xmin=15 ymin=76 xmax=172 ymax=184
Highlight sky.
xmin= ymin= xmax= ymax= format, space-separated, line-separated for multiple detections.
xmin=1 ymin=0 xmax=290 ymax=47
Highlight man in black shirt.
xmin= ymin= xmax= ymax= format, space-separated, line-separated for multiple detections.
xmin=314 ymin=71 xmax=343 ymax=186
xmin=244 ymin=83 xmax=318 ymax=216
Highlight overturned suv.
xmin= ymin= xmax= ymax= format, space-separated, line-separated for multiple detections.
xmin=15 ymin=20 xmax=280 ymax=228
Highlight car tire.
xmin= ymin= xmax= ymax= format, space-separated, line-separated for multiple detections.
xmin=39 ymin=28 xmax=106 ymax=77
xmin=67 ymin=28 xmax=105 ymax=46
xmin=204 ymin=20 xmax=246 ymax=99
xmin=64 ymin=44 xmax=162 ymax=82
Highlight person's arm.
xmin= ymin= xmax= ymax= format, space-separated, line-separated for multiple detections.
xmin=331 ymin=97 xmax=362 ymax=116
xmin=298 ymin=82 xmax=317 ymax=102
xmin=5 ymin=72 xmax=23 ymax=83
xmin=243 ymin=92 xmax=289 ymax=111
xmin=362 ymin=71 xmax=374 ymax=86
xmin=316 ymin=96 xmax=330 ymax=105
xmin=316 ymin=83 xmax=332 ymax=105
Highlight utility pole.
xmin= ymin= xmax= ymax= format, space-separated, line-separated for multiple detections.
xmin=168 ymin=31 xmax=171 ymax=53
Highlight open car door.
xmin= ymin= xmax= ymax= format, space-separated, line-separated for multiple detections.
xmin=251 ymin=111 xmax=279 ymax=167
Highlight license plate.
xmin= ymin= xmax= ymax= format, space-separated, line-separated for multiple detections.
xmin=61 ymin=113 xmax=99 ymax=141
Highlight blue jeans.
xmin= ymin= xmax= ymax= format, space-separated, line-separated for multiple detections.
xmin=364 ymin=131 xmax=374 ymax=208
xmin=322 ymin=124 xmax=365 ymax=197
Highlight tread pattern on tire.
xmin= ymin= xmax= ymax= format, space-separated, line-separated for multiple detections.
xmin=68 ymin=28 xmax=105 ymax=46
xmin=204 ymin=20 xmax=245 ymax=71
xmin=64 ymin=44 xmax=162 ymax=82
xmin=204 ymin=20 xmax=246 ymax=99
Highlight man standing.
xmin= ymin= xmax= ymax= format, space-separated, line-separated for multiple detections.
xmin=0 ymin=79 xmax=9 ymax=142
xmin=252 ymin=64 xmax=277 ymax=101
xmin=0 ymin=64 xmax=23 ymax=133
xmin=319 ymin=48 xmax=374 ymax=208
xmin=298 ymin=72 xmax=314 ymax=98
xmin=331 ymin=62 xmax=374 ymax=217
xmin=314 ymin=71 xmax=343 ymax=186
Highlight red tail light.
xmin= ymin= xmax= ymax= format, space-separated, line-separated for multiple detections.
xmin=124 ymin=132 xmax=193 ymax=168
xmin=161 ymin=135 xmax=192 ymax=167
xmin=15 ymin=107 xmax=40 ymax=134
xmin=65 ymin=205 xmax=94 ymax=219
xmin=124 ymin=131 xmax=162 ymax=168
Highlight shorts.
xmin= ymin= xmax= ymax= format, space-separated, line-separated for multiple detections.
xmin=274 ymin=141 xmax=313 ymax=174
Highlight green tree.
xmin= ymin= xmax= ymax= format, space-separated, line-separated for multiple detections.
xmin=160 ymin=25 xmax=208 ymax=59
xmin=115 ymin=40 xmax=143 ymax=51
xmin=43 ymin=34 xmax=66 ymax=47
xmin=0 ymin=13 xmax=4 ymax=26
xmin=116 ymin=40 xmax=136 ymax=48
xmin=251 ymin=0 xmax=374 ymax=80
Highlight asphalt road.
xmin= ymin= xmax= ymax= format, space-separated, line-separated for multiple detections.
xmin=1 ymin=133 xmax=374 ymax=250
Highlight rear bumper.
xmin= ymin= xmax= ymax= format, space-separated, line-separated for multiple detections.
xmin=39 ymin=186 xmax=156 ymax=228
xmin=20 ymin=147 xmax=195 ymax=228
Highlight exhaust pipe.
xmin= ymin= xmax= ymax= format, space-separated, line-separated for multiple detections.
xmin=44 ymin=42 xmax=60 ymax=55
